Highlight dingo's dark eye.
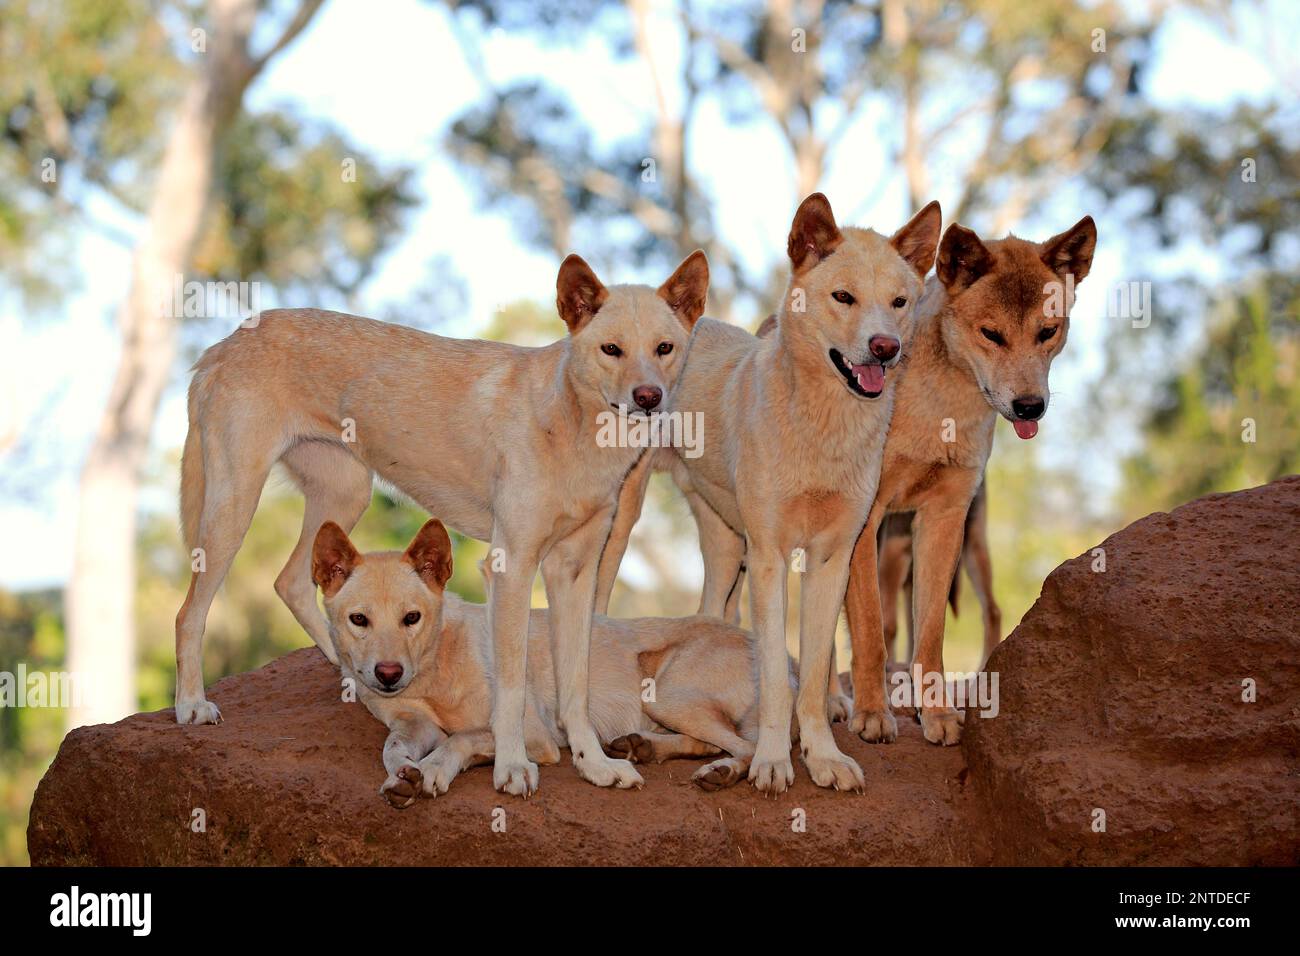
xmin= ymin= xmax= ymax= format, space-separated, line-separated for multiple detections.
xmin=892 ymin=296 xmax=907 ymax=309
xmin=349 ymin=613 xmax=369 ymax=628
xmin=601 ymin=343 xmax=622 ymax=357
xmin=1037 ymin=326 xmax=1058 ymax=343
xmin=980 ymin=328 xmax=1005 ymax=346
xmin=656 ymin=342 xmax=673 ymax=355
xmin=831 ymin=290 xmax=855 ymax=305
xmin=402 ymin=611 xmax=421 ymax=627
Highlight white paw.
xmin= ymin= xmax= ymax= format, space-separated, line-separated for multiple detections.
xmin=919 ymin=707 xmax=962 ymax=746
xmin=826 ymin=692 xmax=853 ymax=724
xmin=493 ymin=756 xmax=539 ymax=797
xmin=574 ymin=751 xmax=643 ymax=789
xmin=381 ymin=764 xmax=422 ymax=809
xmin=419 ymin=749 xmax=464 ymax=796
xmin=748 ymin=750 xmax=794 ymax=795
xmin=316 ymin=641 xmax=339 ymax=666
xmin=849 ymin=708 xmax=898 ymax=743
xmin=692 ymin=758 xmax=745 ymax=791
xmin=801 ymin=747 xmax=865 ymax=793
xmin=176 ymin=697 xmax=222 ymax=725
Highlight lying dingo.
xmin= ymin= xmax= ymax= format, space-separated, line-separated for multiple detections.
xmin=311 ymin=520 xmax=794 ymax=803
xmin=174 ymin=251 xmax=709 ymax=798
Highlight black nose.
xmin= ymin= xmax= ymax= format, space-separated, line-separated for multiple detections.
xmin=632 ymin=385 xmax=662 ymax=410
xmin=1011 ymin=396 xmax=1045 ymax=420
xmin=374 ymin=661 xmax=404 ymax=688
xmin=868 ymin=335 xmax=900 ymax=362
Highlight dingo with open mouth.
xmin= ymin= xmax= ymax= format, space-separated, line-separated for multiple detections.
xmin=597 ymin=193 xmax=941 ymax=794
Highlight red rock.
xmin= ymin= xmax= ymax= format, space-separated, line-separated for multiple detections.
xmin=27 ymin=477 xmax=1299 ymax=865
xmin=964 ymin=475 xmax=1300 ymax=865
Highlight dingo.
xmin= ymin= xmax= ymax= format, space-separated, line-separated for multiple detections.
xmin=312 ymin=520 xmax=793 ymax=802
xmin=843 ymin=217 xmax=1096 ymax=747
xmin=174 ymin=251 xmax=710 ymax=798
xmin=876 ymin=478 xmax=1001 ymax=665
xmin=599 ymin=194 xmax=942 ymax=794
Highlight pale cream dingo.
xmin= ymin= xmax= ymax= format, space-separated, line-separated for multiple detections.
xmin=311 ymin=520 xmax=795 ymax=803
xmin=174 ymin=251 xmax=710 ymax=797
xmin=598 ymin=193 xmax=942 ymax=794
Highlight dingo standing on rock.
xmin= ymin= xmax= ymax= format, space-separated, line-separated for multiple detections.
xmin=173 ymin=250 xmax=710 ymax=798
xmin=633 ymin=194 xmax=942 ymax=794
xmin=843 ymin=217 xmax=1096 ymax=748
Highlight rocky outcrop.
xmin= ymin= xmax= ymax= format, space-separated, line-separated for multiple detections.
xmin=964 ymin=475 xmax=1300 ymax=865
xmin=26 ymin=651 xmax=979 ymax=866
xmin=27 ymin=477 xmax=1300 ymax=865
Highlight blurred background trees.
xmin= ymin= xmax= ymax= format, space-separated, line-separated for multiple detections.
xmin=0 ymin=0 xmax=1295 ymax=863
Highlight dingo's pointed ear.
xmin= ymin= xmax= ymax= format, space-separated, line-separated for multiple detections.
xmin=657 ymin=250 xmax=709 ymax=330
xmin=404 ymin=519 xmax=453 ymax=591
xmin=936 ymin=223 xmax=994 ymax=293
xmin=312 ymin=522 xmax=362 ymax=598
xmin=787 ymin=193 xmax=843 ymax=271
xmin=891 ymin=201 xmax=942 ymax=277
xmin=556 ymin=254 xmax=609 ymax=334
xmin=1040 ymin=215 xmax=1097 ymax=285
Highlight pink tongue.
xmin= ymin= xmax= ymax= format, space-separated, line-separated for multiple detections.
xmin=1013 ymin=419 xmax=1039 ymax=440
xmin=853 ymin=364 xmax=885 ymax=394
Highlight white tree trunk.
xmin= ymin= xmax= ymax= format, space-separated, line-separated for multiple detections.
xmin=65 ymin=0 xmax=308 ymax=727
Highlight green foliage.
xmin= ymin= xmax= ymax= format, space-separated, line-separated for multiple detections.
xmin=1092 ymin=105 xmax=1299 ymax=271
xmin=1122 ymin=276 xmax=1300 ymax=517
xmin=0 ymin=0 xmax=181 ymax=301
xmin=0 ymin=588 xmax=66 ymax=866
xmin=193 ymin=111 xmax=420 ymax=303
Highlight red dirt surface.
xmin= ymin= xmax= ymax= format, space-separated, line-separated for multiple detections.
xmin=27 ymin=477 xmax=1300 ymax=865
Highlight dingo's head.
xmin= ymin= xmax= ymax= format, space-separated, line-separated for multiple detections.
xmin=779 ymin=193 xmax=941 ymax=400
xmin=936 ymin=216 xmax=1097 ymax=439
xmin=558 ymin=251 xmax=709 ymax=417
xmin=312 ymin=519 xmax=453 ymax=697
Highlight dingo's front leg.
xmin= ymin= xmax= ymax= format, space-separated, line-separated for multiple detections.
xmin=594 ymin=449 xmax=655 ymax=615
xmin=487 ymin=531 xmax=542 ymax=797
xmin=745 ymin=545 xmax=795 ymax=794
xmin=543 ymin=509 xmax=643 ymax=790
xmin=797 ymin=541 xmax=865 ymax=793
xmin=845 ymin=503 xmax=898 ymax=743
xmin=910 ymin=502 xmax=969 ymax=746
xmin=420 ymin=729 xmax=495 ymax=796
xmin=380 ymin=715 xmax=447 ymax=809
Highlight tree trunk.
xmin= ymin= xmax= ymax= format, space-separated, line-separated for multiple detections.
xmin=65 ymin=0 xmax=320 ymax=727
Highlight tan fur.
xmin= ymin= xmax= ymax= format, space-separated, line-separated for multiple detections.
xmin=597 ymin=194 xmax=942 ymax=794
xmin=311 ymin=521 xmax=794 ymax=804
xmin=876 ymin=480 xmax=1001 ymax=665
xmin=173 ymin=251 xmax=710 ymax=799
xmin=844 ymin=217 xmax=1096 ymax=747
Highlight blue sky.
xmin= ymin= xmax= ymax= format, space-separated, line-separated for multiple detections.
xmin=1 ymin=0 xmax=1293 ymax=589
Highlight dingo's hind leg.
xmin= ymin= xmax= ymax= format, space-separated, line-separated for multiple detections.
xmin=277 ymin=440 xmax=373 ymax=664
xmin=174 ymin=419 xmax=281 ymax=724
xmin=685 ymin=488 xmax=745 ymax=623
xmin=640 ymin=694 xmax=756 ymax=791
xmin=605 ymin=730 xmax=721 ymax=764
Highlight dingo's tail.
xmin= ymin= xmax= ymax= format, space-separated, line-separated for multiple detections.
xmin=180 ymin=394 xmax=204 ymax=551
